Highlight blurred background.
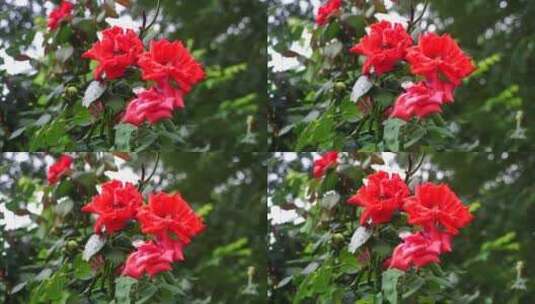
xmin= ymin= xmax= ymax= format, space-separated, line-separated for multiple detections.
xmin=0 ymin=0 xmax=266 ymax=151
xmin=269 ymin=0 xmax=535 ymax=151
xmin=0 ymin=152 xmax=267 ymax=303
xmin=268 ymin=152 xmax=535 ymax=302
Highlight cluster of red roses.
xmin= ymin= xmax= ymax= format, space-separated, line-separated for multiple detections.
xmin=46 ymin=155 xmax=205 ymax=279
xmin=81 ymin=180 xmax=205 ymax=279
xmin=47 ymin=1 xmax=205 ymax=126
xmin=312 ymin=152 xmax=473 ymax=271
xmin=315 ymin=0 xmax=476 ymax=121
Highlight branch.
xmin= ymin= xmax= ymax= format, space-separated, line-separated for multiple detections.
xmin=139 ymin=0 xmax=161 ymax=39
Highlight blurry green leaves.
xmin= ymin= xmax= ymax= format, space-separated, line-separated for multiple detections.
xmin=56 ymin=45 xmax=74 ymax=64
xmin=482 ymin=85 xmax=522 ymax=112
xmin=73 ymin=255 xmax=94 ymax=281
xmin=383 ymin=119 xmax=406 ymax=152
xmin=203 ymin=63 xmax=247 ymax=89
xmin=382 ymin=269 xmax=403 ymax=304
xmin=207 ymin=238 xmax=252 ymax=267
xmin=468 ymin=53 xmax=502 ymax=80
xmin=29 ymin=266 xmax=70 ymax=304
xmin=295 ymin=108 xmax=337 ymax=150
xmin=114 ymin=123 xmax=136 ymax=151
xmin=323 ymin=40 xmax=344 ymax=59
xmin=115 ymin=277 xmax=137 ymax=304
xmin=293 ymin=262 xmax=338 ymax=304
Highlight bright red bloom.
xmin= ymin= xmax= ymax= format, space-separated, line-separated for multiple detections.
xmin=316 ymin=0 xmax=342 ymax=26
xmin=137 ymin=192 xmax=205 ymax=244
xmin=82 ymin=26 xmax=144 ymax=80
xmin=122 ymin=235 xmax=184 ymax=279
xmin=390 ymin=82 xmax=446 ymax=121
xmin=403 ymin=183 xmax=473 ymax=235
xmin=47 ymin=1 xmax=74 ymax=31
xmin=137 ymin=39 xmax=205 ymax=94
xmin=81 ymin=180 xmax=143 ymax=235
xmin=405 ymin=33 xmax=476 ymax=86
xmin=350 ymin=21 xmax=413 ymax=76
xmin=47 ymin=154 xmax=73 ymax=185
xmin=347 ymin=171 xmax=409 ymax=225
xmin=388 ymin=227 xmax=452 ymax=271
xmin=313 ymin=151 xmax=339 ymax=178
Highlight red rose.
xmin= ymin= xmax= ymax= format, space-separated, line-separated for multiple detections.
xmin=405 ymin=33 xmax=475 ymax=87
xmin=82 ymin=26 xmax=144 ymax=80
xmin=137 ymin=192 xmax=205 ymax=244
xmin=312 ymin=151 xmax=338 ymax=178
xmin=350 ymin=21 xmax=413 ymax=76
xmin=389 ymin=82 xmax=446 ymax=121
xmin=122 ymin=85 xmax=183 ymax=126
xmin=122 ymin=235 xmax=184 ymax=279
xmin=81 ymin=180 xmax=143 ymax=235
xmin=47 ymin=1 xmax=73 ymax=31
xmin=403 ymin=183 xmax=473 ymax=235
xmin=316 ymin=0 xmax=342 ymax=26
xmin=137 ymin=39 xmax=205 ymax=94
xmin=47 ymin=154 xmax=73 ymax=185
xmin=388 ymin=227 xmax=452 ymax=271
xmin=347 ymin=171 xmax=409 ymax=225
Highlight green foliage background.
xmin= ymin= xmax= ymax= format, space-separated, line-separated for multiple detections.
xmin=268 ymin=0 xmax=533 ymax=151
xmin=0 ymin=152 xmax=267 ymax=303
xmin=268 ymin=152 xmax=533 ymax=303
xmin=0 ymin=0 xmax=266 ymax=151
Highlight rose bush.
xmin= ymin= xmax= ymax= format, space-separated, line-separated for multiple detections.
xmin=268 ymin=0 xmax=528 ymax=151
xmin=1 ymin=152 xmax=266 ymax=303
xmin=268 ymin=152 xmax=530 ymax=303
xmin=0 ymin=1 xmax=265 ymax=151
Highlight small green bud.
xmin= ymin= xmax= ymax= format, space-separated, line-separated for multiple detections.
xmin=334 ymin=82 xmax=347 ymax=92
xmin=66 ymin=240 xmax=78 ymax=251
xmin=332 ymin=233 xmax=345 ymax=246
xmin=65 ymin=86 xmax=78 ymax=97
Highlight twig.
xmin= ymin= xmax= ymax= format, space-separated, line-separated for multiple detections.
xmin=406 ymin=153 xmax=426 ymax=183
xmin=405 ymin=153 xmax=413 ymax=183
xmin=139 ymin=0 xmax=161 ymax=39
xmin=408 ymin=0 xmax=430 ymax=33
xmin=412 ymin=0 xmax=429 ymax=26
xmin=407 ymin=0 xmax=416 ymax=33
xmin=137 ymin=153 xmax=160 ymax=191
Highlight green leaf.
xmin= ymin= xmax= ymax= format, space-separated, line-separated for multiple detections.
xmin=56 ymin=45 xmax=74 ymax=63
xmin=82 ymin=81 xmax=107 ymax=108
xmin=382 ymin=269 xmax=403 ymax=304
xmin=114 ymin=123 xmax=136 ymax=151
xmin=324 ymin=40 xmax=343 ymax=59
xmin=383 ymin=119 xmax=406 ymax=152
xmin=34 ymin=113 xmax=52 ymax=127
xmin=350 ymin=75 xmax=373 ymax=102
xmin=73 ymin=255 xmax=94 ymax=280
xmin=115 ymin=276 xmax=137 ymax=304
xmin=53 ymin=197 xmax=73 ymax=217
xmin=82 ymin=234 xmax=106 ymax=261
xmin=8 ymin=127 xmax=26 ymax=140
xmin=135 ymin=285 xmax=158 ymax=304
xmin=348 ymin=226 xmax=372 ymax=253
